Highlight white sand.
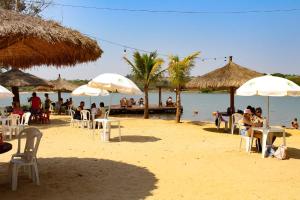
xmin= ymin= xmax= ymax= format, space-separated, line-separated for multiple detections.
xmin=1 ymin=115 xmax=300 ymax=199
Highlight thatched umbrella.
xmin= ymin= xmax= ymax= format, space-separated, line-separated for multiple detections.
xmin=186 ymin=56 xmax=263 ymax=114
xmin=0 ymin=8 xmax=102 ymax=69
xmin=49 ymin=74 xmax=77 ymax=100
xmin=0 ymin=68 xmax=52 ymax=102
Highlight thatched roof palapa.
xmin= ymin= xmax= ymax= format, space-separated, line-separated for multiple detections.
xmin=186 ymin=57 xmax=263 ymax=90
xmin=0 ymin=8 xmax=102 ymax=69
xmin=50 ymin=74 xmax=77 ymax=92
xmin=0 ymin=69 xmax=51 ymax=87
xmin=0 ymin=68 xmax=52 ymax=102
xmin=186 ymin=56 xmax=263 ymax=116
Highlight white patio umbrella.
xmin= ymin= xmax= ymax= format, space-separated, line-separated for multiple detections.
xmin=72 ymin=84 xmax=109 ymax=107
xmin=88 ymin=73 xmax=143 ymax=114
xmin=0 ymin=85 xmax=14 ymax=99
xmin=236 ymin=74 xmax=300 ymax=125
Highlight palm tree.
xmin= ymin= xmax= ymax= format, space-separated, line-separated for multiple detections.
xmin=168 ymin=52 xmax=200 ymax=123
xmin=124 ymin=51 xmax=164 ymax=119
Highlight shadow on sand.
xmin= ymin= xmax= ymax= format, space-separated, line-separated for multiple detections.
xmin=0 ymin=157 xmax=158 ymax=200
xmin=110 ymin=135 xmax=161 ymax=143
xmin=203 ymin=127 xmax=230 ymax=134
xmin=187 ymin=121 xmax=209 ymax=126
xmin=287 ymin=147 xmax=300 ymax=160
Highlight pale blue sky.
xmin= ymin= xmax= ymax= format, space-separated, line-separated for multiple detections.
xmin=26 ymin=0 xmax=300 ymax=80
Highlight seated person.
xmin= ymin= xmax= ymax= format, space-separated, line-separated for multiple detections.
xmin=166 ymin=96 xmax=174 ymax=107
xmin=74 ymin=101 xmax=85 ymax=120
xmin=62 ymin=99 xmax=69 ymax=107
xmin=138 ymin=98 xmax=144 ymax=106
xmin=91 ymin=103 xmax=99 ymax=119
xmin=98 ymin=102 xmax=106 ymax=118
xmin=126 ymin=98 xmax=133 ymax=107
xmin=252 ymin=107 xmax=264 ymax=127
xmin=120 ymin=97 xmax=127 ymax=108
xmin=130 ymin=98 xmax=136 ymax=105
xmin=12 ymin=101 xmax=24 ymax=117
xmin=239 ymin=109 xmax=262 ymax=151
xmin=55 ymin=98 xmax=64 ymax=114
xmin=292 ymin=118 xmax=299 ymax=129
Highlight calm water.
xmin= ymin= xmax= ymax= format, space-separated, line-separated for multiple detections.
xmin=1 ymin=91 xmax=300 ymax=126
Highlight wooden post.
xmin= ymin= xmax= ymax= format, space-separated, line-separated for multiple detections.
xmin=58 ymin=91 xmax=61 ymax=101
xmin=158 ymin=86 xmax=162 ymax=107
xmin=229 ymin=87 xmax=236 ymax=131
xmin=11 ymin=86 xmax=20 ymax=103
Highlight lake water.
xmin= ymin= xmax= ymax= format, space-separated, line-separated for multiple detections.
xmin=1 ymin=91 xmax=299 ymax=126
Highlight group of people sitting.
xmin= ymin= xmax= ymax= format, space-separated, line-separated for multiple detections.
xmin=239 ymin=106 xmax=275 ymax=152
xmin=73 ymin=101 xmax=106 ymax=120
xmin=120 ymin=97 xmax=144 ymax=108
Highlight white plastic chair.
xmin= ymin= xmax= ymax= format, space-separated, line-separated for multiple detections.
xmin=80 ymin=110 xmax=91 ymax=128
xmin=19 ymin=112 xmax=31 ymax=131
xmin=70 ymin=110 xmax=79 ymax=127
xmin=9 ymin=127 xmax=43 ymax=191
xmin=92 ymin=111 xmax=109 ymax=133
xmin=231 ymin=113 xmax=243 ymax=134
xmin=239 ymin=126 xmax=255 ymax=153
xmin=3 ymin=114 xmax=21 ymax=140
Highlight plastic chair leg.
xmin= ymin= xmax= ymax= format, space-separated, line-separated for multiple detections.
xmin=34 ymin=162 xmax=40 ymax=185
xmin=12 ymin=164 xmax=18 ymax=191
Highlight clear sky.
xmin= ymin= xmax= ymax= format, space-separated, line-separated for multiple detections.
xmin=26 ymin=0 xmax=300 ymax=80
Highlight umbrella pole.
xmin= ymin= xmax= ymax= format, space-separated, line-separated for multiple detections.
xmin=266 ymin=96 xmax=270 ymax=127
xmin=108 ymin=93 xmax=113 ymax=117
xmin=90 ymin=96 xmax=92 ymax=108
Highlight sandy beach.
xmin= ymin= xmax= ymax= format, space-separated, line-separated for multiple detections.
xmin=1 ymin=115 xmax=300 ymax=200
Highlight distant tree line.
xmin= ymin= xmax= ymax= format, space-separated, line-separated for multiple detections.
xmin=271 ymin=73 xmax=300 ymax=85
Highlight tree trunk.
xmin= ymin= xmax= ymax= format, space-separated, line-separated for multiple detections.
xmin=144 ymin=86 xmax=149 ymax=119
xmin=175 ymin=87 xmax=181 ymax=123
xmin=12 ymin=86 xmax=19 ymax=103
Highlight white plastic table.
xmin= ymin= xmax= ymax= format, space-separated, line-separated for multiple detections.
xmin=253 ymin=126 xmax=286 ymax=158
xmin=94 ymin=118 xmax=121 ymax=142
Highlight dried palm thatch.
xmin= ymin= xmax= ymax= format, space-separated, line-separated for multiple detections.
xmin=186 ymin=59 xmax=263 ymax=90
xmin=0 ymin=68 xmax=52 ymax=102
xmin=50 ymin=75 xmax=77 ymax=92
xmin=186 ymin=57 xmax=263 ymax=115
xmin=0 ymin=68 xmax=51 ymax=87
xmin=0 ymin=8 xmax=102 ymax=69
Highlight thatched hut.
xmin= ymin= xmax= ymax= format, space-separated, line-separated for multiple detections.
xmin=49 ymin=74 xmax=77 ymax=100
xmin=186 ymin=56 xmax=263 ymax=113
xmin=0 ymin=69 xmax=52 ymax=102
xmin=0 ymin=8 xmax=102 ymax=69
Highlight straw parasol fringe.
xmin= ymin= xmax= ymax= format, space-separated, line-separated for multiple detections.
xmin=0 ymin=8 xmax=102 ymax=68
xmin=0 ymin=68 xmax=52 ymax=102
xmin=186 ymin=60 xmax=263 ymax=90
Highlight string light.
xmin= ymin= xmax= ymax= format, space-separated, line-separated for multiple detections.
xmin=25 ymin=0 xmax=300 ymax=15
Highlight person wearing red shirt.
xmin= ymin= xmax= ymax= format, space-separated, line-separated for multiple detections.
xmin=28 ymin=92 xmax=41 ymax=115
xmin=12 ymin=101 xmax=24 ymax=117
